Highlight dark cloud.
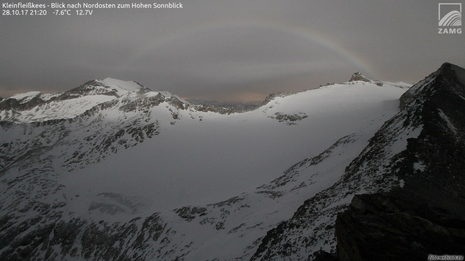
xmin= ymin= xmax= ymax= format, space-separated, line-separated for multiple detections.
xmin=1 ymin=0 xmax=464 ymax=101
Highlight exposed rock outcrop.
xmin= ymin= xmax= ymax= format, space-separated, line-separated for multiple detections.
xmin=335 ymin=62 xmax=465 ymax=260
xmin=349 ymin=72 xmax=371 ymax=83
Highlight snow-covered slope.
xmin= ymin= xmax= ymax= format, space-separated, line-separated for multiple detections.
xmin=0 ymin=78 xmax=152 ymax=123
xmin=0 ymin=73 xmax=412 ymax=260
xmin=249 ymin=63 xmax=465 ymax=260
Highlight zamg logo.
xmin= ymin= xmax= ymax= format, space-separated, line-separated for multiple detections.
xmin=438 ymin=3 xmax=462 ymax=34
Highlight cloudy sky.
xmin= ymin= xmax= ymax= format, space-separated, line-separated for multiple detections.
xmin=1 ymin=0 xmax=463 ymax=102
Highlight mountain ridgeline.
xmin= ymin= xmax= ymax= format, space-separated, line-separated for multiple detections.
xmin=334 ymin=62 xmax=465 ymax=260
xmin=0 ymin=63 xmax=464 ymax=260
xmin=249 ymin=62 xmax=465 ymax=260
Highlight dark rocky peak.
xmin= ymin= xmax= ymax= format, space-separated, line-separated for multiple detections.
xmin=349 ymin=72 xmax=371 ymax=82
xmin=348 ymin=72 xmax=385 ymax=86
xmin=399 ymin=62 xmax=465 ymax=139
xmin=333 ymin=62 xmax=465 ymax=260
xmin=400 ymin=62 xmax=465 ymax=110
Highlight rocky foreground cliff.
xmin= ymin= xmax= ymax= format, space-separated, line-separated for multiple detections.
xmin=334 ymin=62 xmax=465 ymax=261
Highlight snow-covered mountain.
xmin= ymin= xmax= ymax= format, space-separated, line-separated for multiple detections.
xmin=0 ymin=63 xmax=462 ymax=260
xmin=250 ymin=63 xmax=465 ymax=261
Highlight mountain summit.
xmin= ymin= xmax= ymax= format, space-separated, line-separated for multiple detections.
xmin=349 ymin=71 xmax=371 ymax=82
xmin=0 ymin=78 xmax=183 ymax=123
xmin=0 ymin=64 xmax=463 ymax=260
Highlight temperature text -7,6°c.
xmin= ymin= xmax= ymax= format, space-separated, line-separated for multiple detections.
xmin=52 ymin=9 xmax=93 ymax=15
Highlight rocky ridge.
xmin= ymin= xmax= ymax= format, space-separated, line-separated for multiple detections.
xmin=250 ymin=63 xmax=465 ymax=260
xmin=334 ymin=62 xmax=465 ymax=261
xmin=0 ymin=78 xmax=237 ymax=123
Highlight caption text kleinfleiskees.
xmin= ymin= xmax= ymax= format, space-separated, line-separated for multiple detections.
xmin=2 ymin=2 xmax=183 ymax=16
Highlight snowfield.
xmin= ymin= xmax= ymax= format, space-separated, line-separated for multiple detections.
xmin=0 ymin=77 xmax=411 ymax=260
xmin=58 ymin=81 xmax=409 ymax=213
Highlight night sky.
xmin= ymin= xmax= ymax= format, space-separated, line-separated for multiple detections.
xmin=1 ymin=0 xmax=463 ymax=102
